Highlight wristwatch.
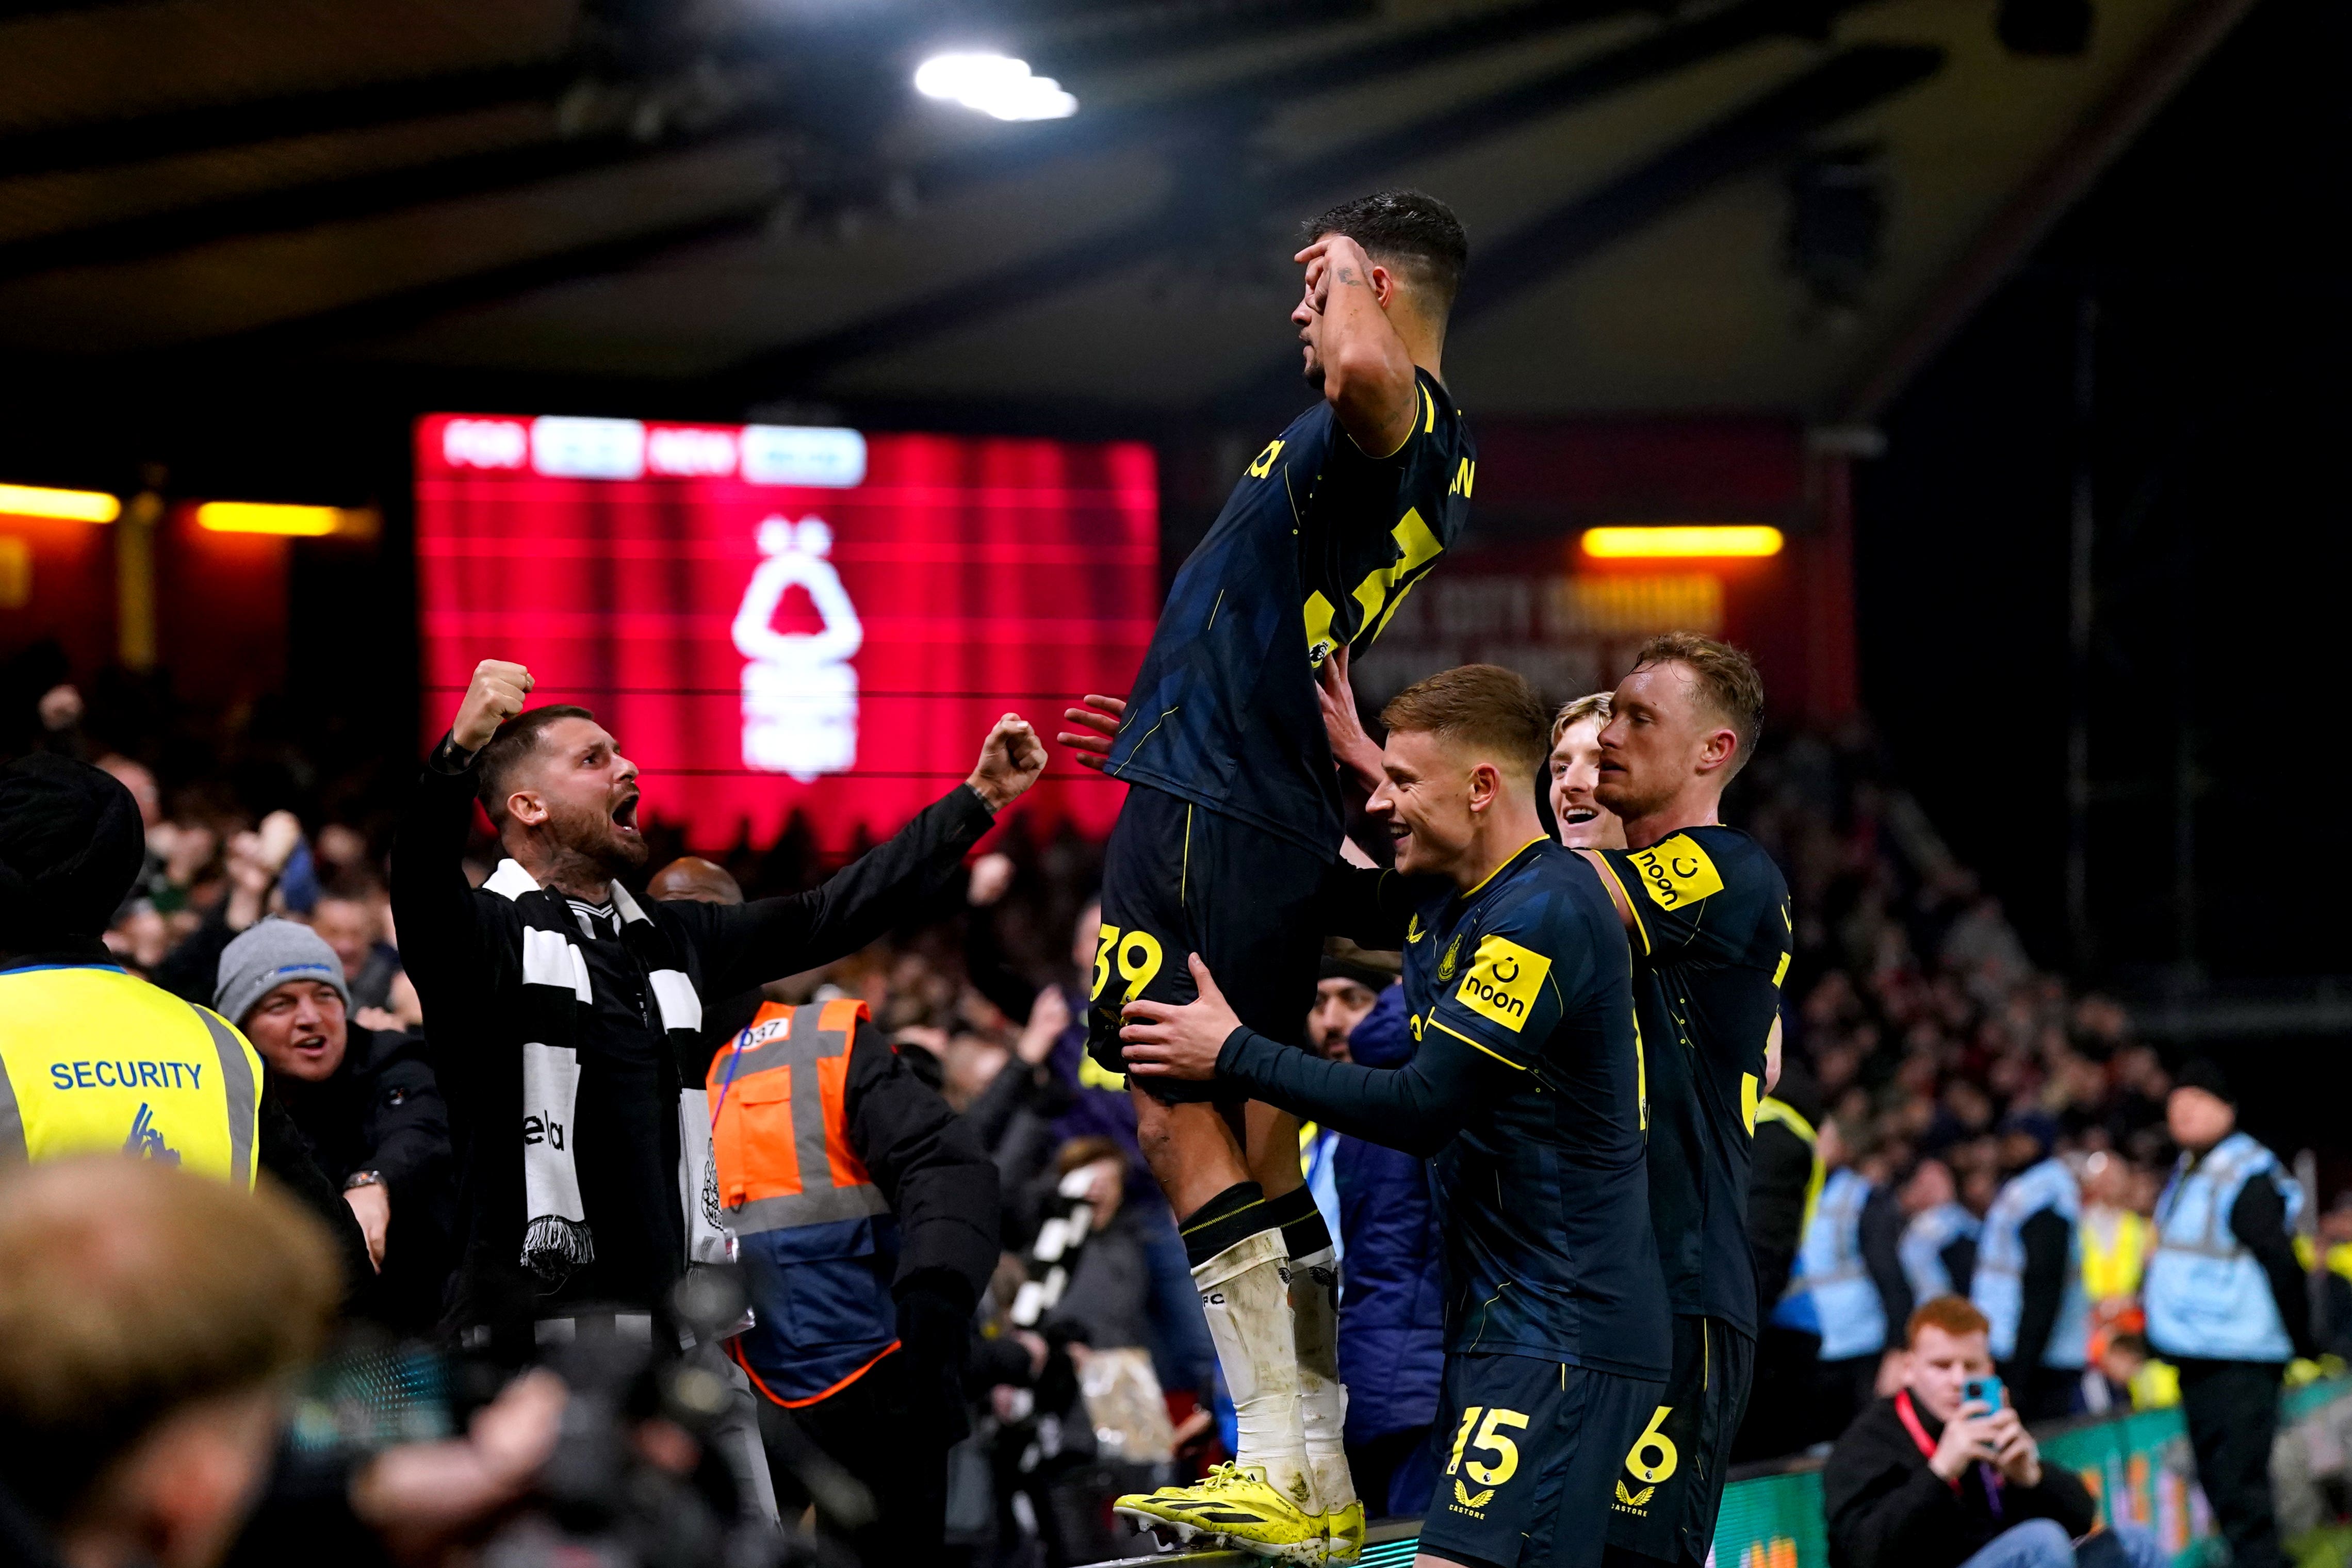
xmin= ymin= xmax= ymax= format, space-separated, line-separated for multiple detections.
xmin=343 ymin=1170 xmax=386 ymax=1192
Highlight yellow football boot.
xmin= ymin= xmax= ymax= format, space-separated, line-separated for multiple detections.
xmin=1321 ymin=1497 xmax=1366 ymax=1562
xmin=1114 ymin=1462 xmax=1329 ymax=1563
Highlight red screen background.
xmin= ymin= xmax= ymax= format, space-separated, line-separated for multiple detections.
xmin=415 ymin=415 xmax=1155 ymax=853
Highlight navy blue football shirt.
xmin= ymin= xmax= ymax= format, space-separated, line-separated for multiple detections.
xmin=1102 ymin=369 xmax=1474 ymax=855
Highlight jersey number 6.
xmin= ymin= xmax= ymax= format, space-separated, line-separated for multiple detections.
xmin=1624 ymin=1404 xmax=1679 ymax=1484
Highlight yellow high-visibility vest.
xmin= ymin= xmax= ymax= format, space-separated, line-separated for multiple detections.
xmin=2081 ymin=1207 xmax=2149 ymax=1301
xmin=0 ymin=963 xmax=262 ymax=1188
xmin=1755 ymin=1096 xmax=1825 ymax=1234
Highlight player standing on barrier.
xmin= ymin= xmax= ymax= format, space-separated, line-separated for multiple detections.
xmin=1570 ymin=633 xmax=1788 ymax=1568
xmin=1057 ymin=188 xmax=1475 ymax=1564
xmin=1120 ymin=664 xmax=1671 ymax=1568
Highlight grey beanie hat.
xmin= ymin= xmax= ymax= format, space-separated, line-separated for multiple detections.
xmin=215 ymin=918 xmax=352 ymax=1026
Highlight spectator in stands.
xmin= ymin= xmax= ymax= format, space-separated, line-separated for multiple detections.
xmin=1330 ymin=984 xmax=1444 ymax=1517
xmin=1899 ymin=1157 xmax=1980 ymax=1306
xmin=1305 ymin=949 xmax=1388 ymax=1064
xmin=1042 ymin=1135 xmax=1166 ymax=1354
xmin=2084 ymin=1330 xmax=2175 ymax=1414
xmin=0 ymin=1156 xmax=339 ymax=1568
xmin=1824 ymin=1296 xmax=2165 ymax=1568
xmin=964 ymin=891 xmax=1217 ymax=1407
xmin=2307 ymin=1191 xmax=2352 ymax=1360
xmin=1741 ymin=1052 xmax=1825 ymax=1461
xmin=1971 ymin=1115 xmax=2090 ymax=1421
xmin=149 ymin=810 xmax=303 ymax=1005
xmin=699 ymin=988 xmax=998 ymax=1566
xmin=390 ymin=660 xmax=1038 ymax=1335
xmin=2142 ymin=1060 xmax=2314 ymax=1568
xmin=1775 ymin=1118 xmax=1908 ymax=1445
xmin=1299 ymin=944 xmax=1395 ymax=1259
xmin=213 ymin=918 xmax=452 ymax=1330
xmin=2078 ymin=1150 xmax=2149 ymax=1351
xmin=648 ymin=851 xmax=1001 ymax=1555
xmin=311 ymin=874 xmax=420 ymax=1025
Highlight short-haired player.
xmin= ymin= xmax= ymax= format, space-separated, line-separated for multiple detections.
xmin=1119 ymin=663 xmax=1670 ymax=1568
xmin=1548 ymin=692 xmax=1626 ymax=850
xmin=1573 ymin=633 xmax=1789 ymax=1568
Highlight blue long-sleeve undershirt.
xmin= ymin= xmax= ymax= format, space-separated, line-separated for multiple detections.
xmin=1213 ymin=1022 xmax=1515 ymax=1158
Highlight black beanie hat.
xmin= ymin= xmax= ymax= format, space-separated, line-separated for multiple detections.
xmin=0 ymin=753 xmax=146 ymax=949
xmin=2174 ymin=1057 xmax=2235 ymax=1106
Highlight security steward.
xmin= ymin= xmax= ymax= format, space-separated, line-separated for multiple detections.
xmin=2142 ymin=1059 xmax=2315 ymax=1568
xmin=0 ymin=754 xmax=263 ymax=1188
xmin=1738 ymin=1074 xmax=1823 ymax=1462
xmin=1774 ymin=1121 xmax=1893 ymax=1444
xmin=1969 ymin=1117 xmax=2090 ymax=1422
xmin=659 ymin=857 xmax=999 ymax=1568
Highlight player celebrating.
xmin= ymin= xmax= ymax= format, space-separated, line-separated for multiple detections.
xmin=1121 ymin=664 xmax=1670 ymax=1568
xmin=1320 ymin=650 xmax=1626 ymax=853
xmin=1575 ymin=633 xmax=1788 ymax=1568
xmin=1547 ymin=692 xmax=1627 ymax=850
xmin=1058 ymin=189 xmax=1474 ymax=1563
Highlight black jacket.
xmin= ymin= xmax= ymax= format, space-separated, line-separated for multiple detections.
xmin=2212 ymin=1170 xmax=2316 ymax=1362
xmin=391 ymin=734 xmax=997 ymax=1321
xmin=1860 ymin=1184 xmax=1913 ymax=1336
xmin=2011 ymin=1208 xmax=2074 ymax=1377
xmin=270 ymin=1024 xmax=455 ymax=1331
xmin=1748 ymin=1067 xmax=1823 ymax=1323
xmin=1825 ymin=1394 xmax=2097 ymax=1568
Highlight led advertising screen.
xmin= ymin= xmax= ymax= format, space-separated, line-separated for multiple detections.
xmin=415 ymin=414 xmax=1156 ymax=852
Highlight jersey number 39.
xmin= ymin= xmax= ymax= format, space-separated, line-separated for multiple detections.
xmin=1091 ymin=924 xmax=1165 ymax=1005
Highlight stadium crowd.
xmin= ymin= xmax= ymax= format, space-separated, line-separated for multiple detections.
xmin=4 ymin=644 xmax=2346 ymax=1568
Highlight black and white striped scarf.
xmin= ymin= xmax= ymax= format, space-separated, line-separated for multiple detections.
xmin=483 ymin=859 xmax=705 ymax=1285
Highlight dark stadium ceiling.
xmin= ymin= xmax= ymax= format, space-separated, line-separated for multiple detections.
xmin=0 ymin=0 xmax=2249 ymax=424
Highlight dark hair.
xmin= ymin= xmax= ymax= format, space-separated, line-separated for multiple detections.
xmin=316 ymin=869 xmax=384 ymax=905
xmin=1300 ymin=189 xmax=1468 ymax=315
xmin=1628 ymin=631 xmax=1765 ymax=778
xmin=1379 ymin=663 xmax=1552 ymax=779
xmin=476 ymin=705 xmax=597 ymax=825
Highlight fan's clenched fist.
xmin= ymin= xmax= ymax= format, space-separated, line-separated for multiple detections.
xmin=452 ymin=660 xmax=533 ymax=753
xmin=966 ymin=714 xmax=1048 ymax=813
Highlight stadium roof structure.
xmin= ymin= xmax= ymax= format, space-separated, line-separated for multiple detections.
xmin=0 ymin=0 xmax=2252 ymax=426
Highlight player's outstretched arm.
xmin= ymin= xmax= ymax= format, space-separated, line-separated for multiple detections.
xmin=1296 ymin=234 xmax=1419 ymax=458
xmin=1317 ymin=647 xmax=1385 ymax=796
xmin=1121 ymin=955 xmax=1502 ymax=1157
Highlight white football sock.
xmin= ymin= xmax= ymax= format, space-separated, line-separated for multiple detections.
xmin=1193 ymin=1228 xmax=1315 ymax=1513
xmin=1289 ymin=1242 xmax=1355 ymax=1512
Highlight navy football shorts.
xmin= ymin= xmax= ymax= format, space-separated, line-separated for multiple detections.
xmin=1419 ymin=1351 xmax=1667 ymax=1568
xmin=1602 ymin=1315 xmax=1755 ymax=1565
xmin=1084 ymin=783 xmax=1326 ymax=1104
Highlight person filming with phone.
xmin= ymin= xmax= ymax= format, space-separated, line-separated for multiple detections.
xmin=1824 ymin=1296 xmax=2165 ymax=1568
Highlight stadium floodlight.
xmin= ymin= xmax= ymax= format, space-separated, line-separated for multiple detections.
xmin=913 ymin=52 xmax=1077 ymax=121
xmin=194 ymin=502 xmax=369 ymax=536
xmin=1582 ymin=525 xmax=1785 ymax=559
xmin=0 ymin=482 xmax=122 ymax=524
